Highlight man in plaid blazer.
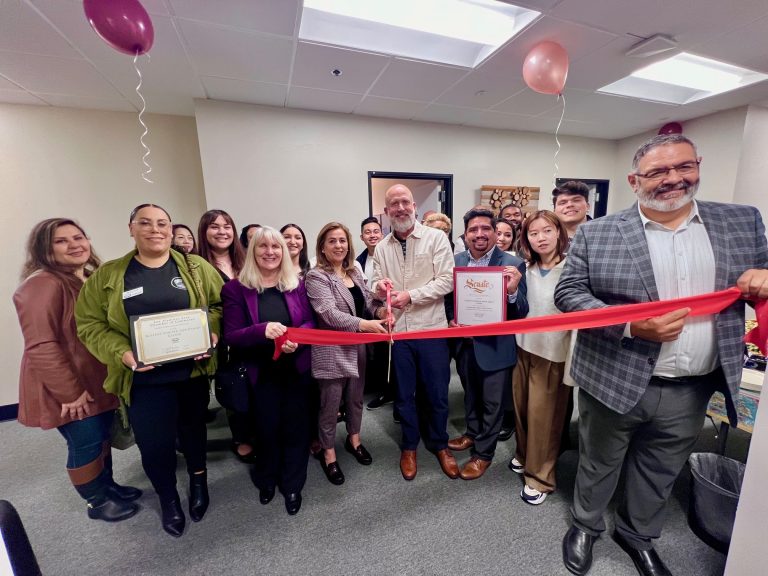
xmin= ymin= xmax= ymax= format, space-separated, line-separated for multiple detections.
xmin=555 ymin=133 xmax=768 ymax=576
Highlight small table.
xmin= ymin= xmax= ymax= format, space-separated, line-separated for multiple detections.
xmin=706 ymin=368 xmax=763 ymax=453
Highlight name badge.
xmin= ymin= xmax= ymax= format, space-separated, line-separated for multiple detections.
xmin=123 ymin=287 xmax=144 ymax=300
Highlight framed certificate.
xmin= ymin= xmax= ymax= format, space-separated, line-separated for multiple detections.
xmin=129 ymin=308 xmax=213 ymax=367
xmin=453 ymin=267 xmax=507 ymax=326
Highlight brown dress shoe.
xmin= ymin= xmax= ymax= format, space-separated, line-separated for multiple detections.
xmin=460 ymin=457 xmax=491 ymax=480
xmin=447 ymin=435 xmax=474 ymax=451
xmin=400 ymin=450 xmax=417 ymax=481
xmin=436 ymin=448 xmax=460 ymax=479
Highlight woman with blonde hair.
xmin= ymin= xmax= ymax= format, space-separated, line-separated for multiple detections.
xmin=305 ymin=222 xmax=388 ymax=485
xmin=221 ymin=226 xmax=315 ymax=515
xmin=14 ymin=218 xmax=141 ymax=523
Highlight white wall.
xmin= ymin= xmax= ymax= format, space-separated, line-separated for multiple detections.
xmin=194 ymin=100 xmax=618 ymax=256
xmin=0 ymin=104 xmax=206 ymax=406
xmin=733 ymin=105 xmax=768 ymax=219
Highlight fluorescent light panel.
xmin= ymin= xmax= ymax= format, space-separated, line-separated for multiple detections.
xmin=300 ymin=0 xmax=540 ymax=68
xmin=598 ymin=52 xmax=768 ymax=105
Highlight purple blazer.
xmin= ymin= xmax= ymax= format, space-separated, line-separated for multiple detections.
xmin=221 ymin=278 xmax=315 ymax=382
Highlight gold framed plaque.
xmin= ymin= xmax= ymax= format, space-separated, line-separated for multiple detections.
xmin=129 ymin=308 xmax=212 ymax=367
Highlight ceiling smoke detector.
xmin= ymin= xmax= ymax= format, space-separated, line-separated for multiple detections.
xmin=625 ymin=34 xmax=678 ymax=58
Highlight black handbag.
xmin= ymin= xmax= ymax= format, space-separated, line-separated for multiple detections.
xmin=214 ymin=362 xmax=250 ymax=413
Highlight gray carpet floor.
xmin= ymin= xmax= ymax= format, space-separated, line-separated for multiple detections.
xmin=0 ymin=372 xmax=748 ymax=576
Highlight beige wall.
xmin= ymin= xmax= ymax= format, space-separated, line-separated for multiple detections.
xmin=734 ymin=105 xmax=768 ymax=219
xmin=0 ymin=104 xmax=206 ymax=406
xmin=193 ymin=100 xmax=619 ymax=256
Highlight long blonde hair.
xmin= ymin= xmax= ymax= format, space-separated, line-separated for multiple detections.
xmin=238 ymin=226 xmax=299 ymax=292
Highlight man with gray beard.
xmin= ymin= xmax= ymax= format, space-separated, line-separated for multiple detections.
xmin=555 ymin=134 xmax=768 ymax=576
xmin=372 ymin=184 xmax=458 ymax=481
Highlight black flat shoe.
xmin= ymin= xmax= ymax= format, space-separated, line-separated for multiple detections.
xmin=562 ymin=525 xmax=596 ymax=576
xmin=321 ymin=459 xmax=345 ymax=485
xmin=105 ymin=482 xmax=143 ymax=502
xmin=497 ymin=427 xmax=514 ymax=441
xmin=259 ymin=486 xmax=275 ymax=505
xmin=160 ymin=496 xmax=186 ymax=537
xmin=284 ymin=492 xmax=302 ymax=516
xmin=188 ymin=471 xmax=209 ymax=523
xmin=344 ymin=436 xmax=373 ymax=465
xmin=86 ymin=497 xmax=139 ymax=522
xmin=613 ymin=531 xmax=672 ymax=576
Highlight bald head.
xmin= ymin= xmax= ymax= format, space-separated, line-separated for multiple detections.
xmin=384 ymin=184 xmax=417 ymax=236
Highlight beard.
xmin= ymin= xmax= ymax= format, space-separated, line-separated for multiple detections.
xmin=391 ymin=212 xmax=416 ymax=234
xmin=637 ymin=180 xmax=698 ymax=212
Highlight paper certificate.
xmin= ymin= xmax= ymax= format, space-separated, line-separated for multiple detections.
xmin=453 ymin=267 xmax=507 ymax=326
xmin=130 ymin=308 xmax=212 ymax=367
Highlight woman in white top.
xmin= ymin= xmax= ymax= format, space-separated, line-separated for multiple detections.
xmin=511 ymin=210 xmax=572 ymax=505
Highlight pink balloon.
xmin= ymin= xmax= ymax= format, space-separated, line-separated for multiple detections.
xmin=84 ymin=0 xmax=154 ymax=55
xmin=522 ymin=41 xmax=569 ymax=95
xmin=658 ymin=122 xmax=683 ymax=135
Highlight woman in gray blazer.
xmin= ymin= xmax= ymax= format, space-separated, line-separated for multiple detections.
xmin=305 ymin=222 xmax=389 ymax=485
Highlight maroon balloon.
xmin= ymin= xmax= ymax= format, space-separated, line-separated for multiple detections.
xmin=658 ymin=122 xmax=683 ymax=135
xmin=84 ymin=0 xmax=154 ymax=55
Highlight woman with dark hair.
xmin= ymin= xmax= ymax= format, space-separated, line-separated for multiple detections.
xmin=14 ymin=218 xmax=141 ymax=523
xmin=172 ymin=224 xmax=197 ymax=255
xmin=197 ymin=209 xmax=253 ymax=462
xmin=76 ymin=204 xmax=224 ymax=537
xmin=280 ymin=223 xmax=310 ymax=277
xmin=510 ymin=210 xmax=572 ymax=506
xmin=239 ymin=224 xmax=261 ymax=249
xmin=495 ymin=218 xmax=517 ymax=255
xmin=305 ymin=222 xmax=388 ymax=485
xmin=222 ymin=226 xmax=315 ymax=515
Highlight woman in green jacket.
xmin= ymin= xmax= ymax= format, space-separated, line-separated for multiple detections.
xmin=76 ymin=204 xmax=224 ymax=538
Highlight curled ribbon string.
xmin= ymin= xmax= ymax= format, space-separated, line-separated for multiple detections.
xmin=386 ymin=283 xmax=393 ymax=383
xmin=272 ymin=288 xmax=766 ymax=359
xmin=133 ymin=51 xmax=153 ymax=184
xmin=553 ymin=91 xmax=566 ymax=188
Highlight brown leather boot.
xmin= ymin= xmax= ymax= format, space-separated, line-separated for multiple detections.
xmin=400 ymin=450 xmax=417 ymax=481
xmin=436 ymin=448 xmax=459 ymax=479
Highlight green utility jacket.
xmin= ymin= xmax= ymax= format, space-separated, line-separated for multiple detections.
xmin=75 ymin=249 xmax=224 ymax=405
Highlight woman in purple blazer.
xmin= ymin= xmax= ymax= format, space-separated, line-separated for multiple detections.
xmin=221 ymin=226 xmax=314 ymax=516
xmin=305 ymin=222 xmax=388 ymax=486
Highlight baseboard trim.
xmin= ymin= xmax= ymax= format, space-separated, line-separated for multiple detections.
xmin=0 ymin=404 xmax=19 ymax=422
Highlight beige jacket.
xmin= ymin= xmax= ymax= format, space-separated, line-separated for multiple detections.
xmin=372 ymin=221 xmax=454 ymax=332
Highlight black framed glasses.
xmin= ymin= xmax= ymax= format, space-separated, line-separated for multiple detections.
xmin=634 ymin=161 xmax=700 ymax=181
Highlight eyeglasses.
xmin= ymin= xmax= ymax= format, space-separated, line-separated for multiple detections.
xmin=132 ymin=219 xmax=170 ymax=231
xmin=634 ymin=161 xmax=700 ymax=181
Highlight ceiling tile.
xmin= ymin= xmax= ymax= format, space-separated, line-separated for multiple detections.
xmin=0 ymin=0 xmax=81 ymax=58
xmin=34 ymin=92 xmax=135 ymax=112
xmin=414 ymin=104 xmax=491 ymax=125
xmin=466 ymin=110 xmax=554 ymax=132
xmin=493 ymin=88 xmax=562 ymax=115
xmin=369 ymin=59 xmax=467 ymax=101
xmin=291 ymin=42 xmax=389 ymax=93
xmin=692 ymin=15 xmax=768 ymax=74
xmin=179 ymin=20 xmax=293 ymax=84
xmin=0 ymin=74 xmax=21 ymax=90
xmin=202 ymin=76 xmax=287 ymax=107
xmin=355 ymin=96 xmax=428 ymax=120
xmin=287 ymin=86 xmax=362 ymax=114
xmin=169 ymin=0 xmax=299 ymax=37
xmin=0 ymin=89 xmax=48 ymax=106
xmin=436 ymin=67 xmax=527 ymax=109
xmin=539 ymin=89 xmax=675 ymax=124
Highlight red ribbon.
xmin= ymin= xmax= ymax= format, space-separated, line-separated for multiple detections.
xmin=274 ymin=287 xmax=766 ymax=358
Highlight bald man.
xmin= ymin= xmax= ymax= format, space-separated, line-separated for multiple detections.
xmin=372 ymin=184 xmax=458 ymax=481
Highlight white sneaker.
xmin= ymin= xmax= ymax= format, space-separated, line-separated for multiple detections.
xmin=508 ymin=457 xmax=524 ymax=474
xmin=521 ymin=484 xmax=547 ymax=505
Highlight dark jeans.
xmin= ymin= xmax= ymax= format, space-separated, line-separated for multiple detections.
xmin=57 ymin=410 xmax=113 ymax=468
xmin=128 ymin=376 xmax=209 ymax=500
xmin=392 ymin=339 xmax=450 ymax=451
xmin=252 ymin=371 xmax=311 ymax=495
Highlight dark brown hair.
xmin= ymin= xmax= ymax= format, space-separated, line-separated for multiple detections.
xmin=21 ymin=218 xmax=101 ymax=285
xmin=172 ymin=223 xmax=197 ymax=255
xmin=197 ymin=209 xmax=245 ymax=278
xmin=280 ymin=223 xmax=310 ymax=276
xmin=519 ymin=210 xmax=569 ymax=265
xmin=315 ymin=222 xmax=356 ymax=273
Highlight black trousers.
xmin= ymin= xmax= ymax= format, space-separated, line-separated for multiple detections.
xmin=252 ymin=371 xmax=311 ymax=495
xmin=455 ymin=340 xmax=511 ymax=461
xmin=572 ymin=373 xmax=718 ymax=549
xmin=128 ymin=376 xmax=209 ymax=500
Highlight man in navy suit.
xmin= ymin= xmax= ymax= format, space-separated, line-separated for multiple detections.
xmin=556 ymin=134 xmax=768 ymax=576
xmin=446 ymin=208 xmax=528 ymax=479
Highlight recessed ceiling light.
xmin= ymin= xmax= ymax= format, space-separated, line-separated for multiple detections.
xmin=598 ymin=52 xmax=768 ymax=105
xmin=300 ymin=0 xmax=540 ymax=69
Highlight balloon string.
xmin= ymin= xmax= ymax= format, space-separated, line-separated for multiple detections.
xmin=386 ymin=284 xmax=393 ymax=383
xmin=133 ymin=52 xmax=153 ymax=184
xmin=553 ymin=92 xmax=566 ymax=188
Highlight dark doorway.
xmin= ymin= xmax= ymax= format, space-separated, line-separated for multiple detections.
xmin=555 ymin=178 xmax=609 ymax=218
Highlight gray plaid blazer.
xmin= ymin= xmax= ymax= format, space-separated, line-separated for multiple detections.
xmin=305 ymin=266 xmax=381 ymax=380
xmin=554 ymin=201 xmax=768 ymax=425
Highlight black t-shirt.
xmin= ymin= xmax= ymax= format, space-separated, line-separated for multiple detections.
xmin=123 ymin=256 xmax=194 ymax=385
xmin=348 ymin=284 xmax=365 ymax=318
xmin=255 ymin=287 xmax=295 ymax=380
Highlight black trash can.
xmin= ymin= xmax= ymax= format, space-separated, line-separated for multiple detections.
xmin=688 ymin=452 xmax=745 ymax=553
